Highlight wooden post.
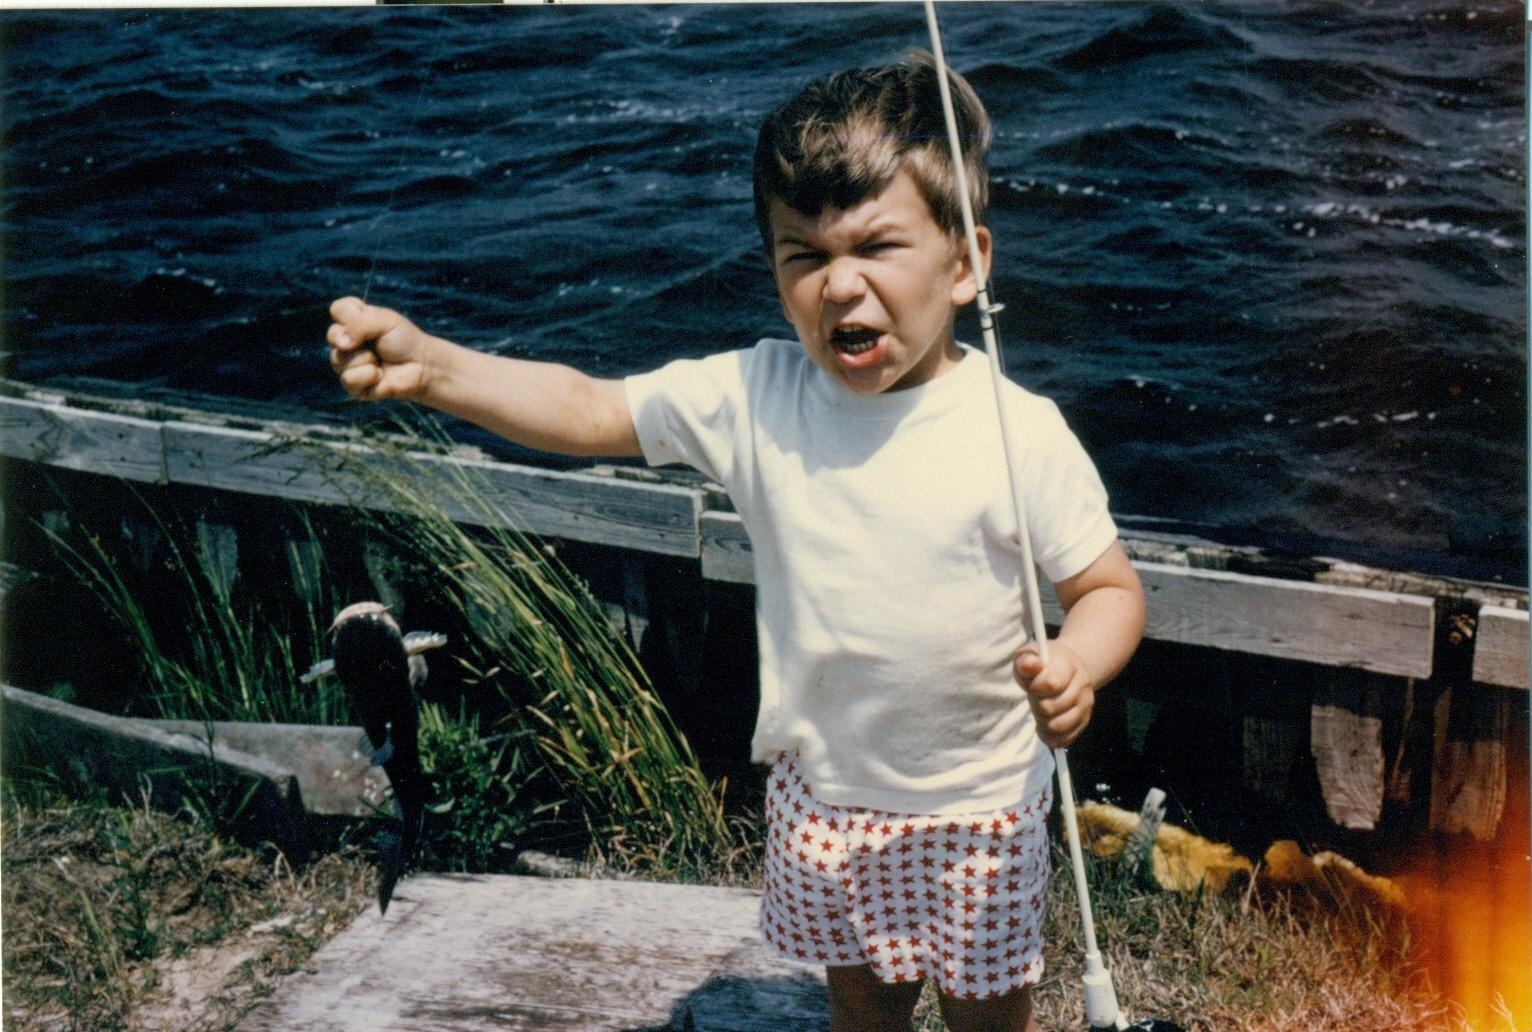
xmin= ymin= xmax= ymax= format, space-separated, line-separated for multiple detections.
xmin=621 ymin=555 xmax=650 ymax=654
xmin=1310 ymin=672 xmax=1387 ymax=831
xmin=1236 ymin=655 xmax=1310 ymax=809
xmin=361 ymin=537 xmax=407 ymax=617
xmin=1431 ymin=685 xmax=1510 ymax=839
xmin=1244 ymin=715 xmax=1303 ymax=807
xmin=195 ymin=518 xmax=239 ymax=599
xmin=119 ymin=515 xmax=162 ymax=576
xmin=1426 ymin=600 xmax=1510 ymax=840
xmin=1386 ymin=678 xmax=1436 ymax=817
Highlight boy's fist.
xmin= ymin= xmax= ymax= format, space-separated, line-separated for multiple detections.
xmin=327 ymin=297 xmax=431 ymax=402
xmin=1014 ymin=640 xmax=1094 ymax=750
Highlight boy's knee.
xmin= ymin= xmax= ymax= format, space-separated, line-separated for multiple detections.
xmin=937 ymin=984 xmax=1037 ymax=1032
xmin=825 ymin=964 xmax=922 ymax=1031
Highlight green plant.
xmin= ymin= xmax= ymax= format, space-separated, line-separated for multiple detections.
xmin=45 ymin=505 xmax=349 ymax=726
xmin=413 ymin=700 xmax=558 ymax=873
xmin=327 ymin=425 xmax=743 ymax=878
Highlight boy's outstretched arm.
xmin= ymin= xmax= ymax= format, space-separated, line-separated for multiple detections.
xmin=327 ymin=296 xmax=642 ymax=458
xmin=1014 ymin=540 xmax=1146 ymax=750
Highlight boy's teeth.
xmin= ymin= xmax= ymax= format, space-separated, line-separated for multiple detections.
xmin=833 ymin=328 xmax=880 ymax=354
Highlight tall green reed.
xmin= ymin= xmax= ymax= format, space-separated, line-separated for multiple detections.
xmin=46 ymin=505 xmax=349 ymax=726
xmin=329 ymin=426 xmax=740 ymax=875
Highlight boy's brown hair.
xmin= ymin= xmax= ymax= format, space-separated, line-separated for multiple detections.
xmin=752 ymin=51 xmax=991 ymax=255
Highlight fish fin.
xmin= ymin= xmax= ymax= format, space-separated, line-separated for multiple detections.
xmin=401 ymin=630 xmax=447 ymax=654
xmin=370 ymin=723 xmax=395 ymax=767
xmin=299 ymin=658 xmax=334 ymax=684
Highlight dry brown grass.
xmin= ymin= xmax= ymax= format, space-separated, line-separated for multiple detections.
xmin=907 ymin=842 xmax=1486 ymax=1032
xmin=906 ymin=839 xmax=1482 ymax=1028
xmin=1 ymin=782 xmax=374 ymax=1032
xmin=3 ymin=779 xmax=1502 ymax=1032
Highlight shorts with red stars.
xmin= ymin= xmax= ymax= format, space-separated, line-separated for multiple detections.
xmin=758 ymin=753 xmax=1053 ymax=1001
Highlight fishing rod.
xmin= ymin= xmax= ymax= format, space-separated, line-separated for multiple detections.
xmin=920 ymin=4 xmax=1184 ymax=1030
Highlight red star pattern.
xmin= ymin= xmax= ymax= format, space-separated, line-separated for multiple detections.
xmin=759 ymin=755 xmax=1051 ymax=1000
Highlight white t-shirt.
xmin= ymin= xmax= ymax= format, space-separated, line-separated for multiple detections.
xmin=624 ymin=339 xmax=1117 ymax=815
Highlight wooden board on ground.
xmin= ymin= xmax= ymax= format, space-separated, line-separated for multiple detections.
xmin=237 ymin=874 xmax=826 ymax=1032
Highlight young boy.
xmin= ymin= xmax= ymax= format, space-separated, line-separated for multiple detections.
xmin=328 ymin=53 xmax=1144 ymax=1032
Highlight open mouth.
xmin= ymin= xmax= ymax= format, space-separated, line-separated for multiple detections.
xmin=830 ymin=325 xmax=883 ymax=356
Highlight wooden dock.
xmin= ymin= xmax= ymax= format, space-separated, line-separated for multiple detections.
xmin=236 ymin=874 xmax=826 ymax=1032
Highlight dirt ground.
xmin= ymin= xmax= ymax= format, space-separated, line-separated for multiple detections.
xmin=1 ymin=786 xmax=374 ymax=1032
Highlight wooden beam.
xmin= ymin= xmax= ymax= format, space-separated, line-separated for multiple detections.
xmin=0 ymin=389 xmax=1510 ymax=684
xmin=1430 ymin=685 xmax=1509 ymax=840
xmin=160 ymin=420 xmax=703 ymax=557
xmin=1473 ymin=605 xmax=1528 ymax=689
xmin=701 ymin=514 xmax=1434 ymax=678
xmin=1136 ymin=561 xmax=1435 ymax=678
xmin=1 ymin=684 xmax=306 ymax=854
xmin=0 ymin=395 xmax=164 ymax=483
xmin=700 ymin=510 xmax=753 ymax=584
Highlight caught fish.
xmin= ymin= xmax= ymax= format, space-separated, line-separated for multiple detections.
xmin=308 ymin=601 xmax=442 ymax=915
xmin=300 ymin=628 xmax=447 ymax=684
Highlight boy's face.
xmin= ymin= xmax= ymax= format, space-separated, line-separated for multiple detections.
xmin=768 ymin=168 xmax=990 ymax=395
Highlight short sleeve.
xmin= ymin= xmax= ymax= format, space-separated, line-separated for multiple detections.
xmin=1018 ymin=396 xmax=1118 ymax=584
xmin=623 ymin=348 xmax=750 ymax=485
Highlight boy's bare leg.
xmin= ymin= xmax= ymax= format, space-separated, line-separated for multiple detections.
xmin=937 ymin=985 xmax=1040 ymax=1032
xmin=826 ymin=964 xmax=923 ymax=1032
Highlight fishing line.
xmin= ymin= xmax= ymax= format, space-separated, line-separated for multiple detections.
xmin=920 ymin=4 xmax=1183 ymax=1031
xmin=358 ymin=9 xmax=455 ymax=306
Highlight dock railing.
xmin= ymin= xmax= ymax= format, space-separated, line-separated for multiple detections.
xmin=1 ymin=377 xmax=1525 ymax=840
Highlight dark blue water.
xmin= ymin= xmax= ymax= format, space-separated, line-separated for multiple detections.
xmin=2 ymin=3 xmax=1524 ymax=582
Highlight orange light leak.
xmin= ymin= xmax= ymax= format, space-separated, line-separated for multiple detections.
xmin=1392 ymin=710 xmax=1531 ymax=1030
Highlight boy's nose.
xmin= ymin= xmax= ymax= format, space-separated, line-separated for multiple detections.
xmin=822 ymin=258 xmax=866 ymax=304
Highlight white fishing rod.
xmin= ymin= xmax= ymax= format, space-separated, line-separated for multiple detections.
xmin=921 ymin=5 xmax=1176 ymax=1030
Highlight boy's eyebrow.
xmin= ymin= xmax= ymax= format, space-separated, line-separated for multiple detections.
xmin=773 ymin=218 xmax=907 ymax=250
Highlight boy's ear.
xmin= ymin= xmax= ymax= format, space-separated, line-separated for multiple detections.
xmin=950 ymin=225 xmax=993 ymax=307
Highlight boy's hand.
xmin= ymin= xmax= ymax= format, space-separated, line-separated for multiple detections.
xmin=1014 ymin=640 xmax=1094 ymax=750
xmin=327 ymin=296 xmax=432 ymax=402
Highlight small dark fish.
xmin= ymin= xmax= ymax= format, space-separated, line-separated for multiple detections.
xmin=318 ymin=601 xmax=437 ymax=915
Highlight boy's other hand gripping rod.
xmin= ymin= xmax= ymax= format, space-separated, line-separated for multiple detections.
xmin=922 ymin=3 xmax=1130 ymax=1029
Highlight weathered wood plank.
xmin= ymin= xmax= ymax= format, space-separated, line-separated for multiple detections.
xmin=700 ymin=510 xmax=753 ymax=584
xmin=686 ymin=940 xmax=829 ymax=1031
xmin=1311 ymin=676 xmax=1387 ymax=831
xmin=239 ymin=874 xmax=826 ymax=1032
xmin=3 ymin=386 xmax=1517 ymax=684
xmin=0 ymin=684 xmax=305 ymax=853
xmin=144 ymin=720 xmax=391 ymax=818
xmin=700 ymin=519 xmax=1434 ymax=676
xmin=0 ymin=396 xmax=164 ymax=483
xmin=701 ymin=522 xmax=1434 ymax=677
xmin=1430 ymin=685 xmax=1509 ymax=840
xmin=1243 ymin=715 xmax=1303 ymax=806
xmin=1137 ymin=561 xmax=1435 ymax=678
xmin=1473 ymin=605 xmax=1528 ymax=689
xmin=161 ymin=421 xmax=703 ymax=556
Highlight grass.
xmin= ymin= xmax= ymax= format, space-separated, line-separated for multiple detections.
xmin=910 ymin=842 xmax=1486 ymax=1032
xmin=45 ymin=504 xmax=350 ymax=727
xmin=41 ymin=432 xmax=753 ymax=887
xmin=329 ymin=426 xmax=753 ymax=881
xmin=3 ymin=776 xmax=1481 ymax=1032
xmin=1 ymin=778 xmax=374 ymax=1032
